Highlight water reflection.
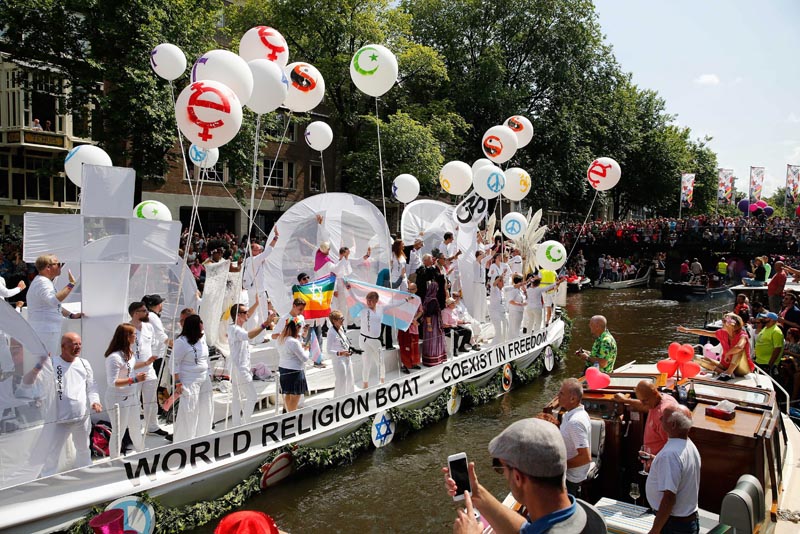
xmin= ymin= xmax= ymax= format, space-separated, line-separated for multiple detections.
xmin=189 ymin=289 xmax=724 ymax=533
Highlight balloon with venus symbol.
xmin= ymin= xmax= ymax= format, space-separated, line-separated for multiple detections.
xmin=586 ymin=157 xmax=621 ymax=191
xmin=350 ymin=44 xmax=398 ymax=97
xmin=481 ymin=125 xmax=518 ymax=164
xmin=239 ymin=26 xmax=290 ymax=68
xmin=536 ymin=240 xmax=567 ymax=270
xmin=175 ymin=79 xmax=243 ymax=149
xmin=283 ymin=62 xmax=325 ymax=113
xmin=501 ymin=212 xmax=528 ymax=239
xmin=473 ymin=164 xmax=506 ymax=199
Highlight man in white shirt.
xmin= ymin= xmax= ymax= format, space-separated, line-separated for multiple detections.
xmin=129 ymin=301 xmax=166 ymax=437
xmin=26 ymin=255 xmax=81 ymax=356
xmin=37 ymin=333 xmax=102 ymax=476
xmin=438 ymin=232 xmax=461 ymax=262
xmin=646 ymin=405 xmax=701 ymax=534
xmin=242 ymin=230 xmax=279 ymax=330
xmin=228 ymin=304 xmax=273 ymax=425
xmin=508 ymin=248 xmax=524 ymax=275
xmin=558 ymin=378 xmax=592 ymax=496
xmin=406 ymin=238 xmax=424 ymax=276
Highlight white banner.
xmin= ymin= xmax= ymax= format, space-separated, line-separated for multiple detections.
xmin=454 ymin=189 xmax=490 ymax=226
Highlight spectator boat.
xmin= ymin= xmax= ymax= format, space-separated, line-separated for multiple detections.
xmin=593 ymin=267 xmax=652 ymax=290
xmin=661 ymin=278 xmax=734 ymax=302
xmin=567 ymin=275 xmax=592 ymax=292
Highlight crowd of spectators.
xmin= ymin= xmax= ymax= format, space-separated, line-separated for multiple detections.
xmin=547 ymin=214 xmax=800 ymax=252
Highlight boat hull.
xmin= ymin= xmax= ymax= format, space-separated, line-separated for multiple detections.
xmin=661 ymin=282 xmax=733 ymax=302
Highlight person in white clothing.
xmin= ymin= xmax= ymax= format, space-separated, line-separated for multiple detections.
xmin=523 ymin=276 xmax=562 ymax=333
xmin=351 ymin=289 xmax=414 ymax=388
xmin=406 ymin=238 xmax=424 ymax=277
xmin=128 ymin=301 xmax=165 ymax=437
xmin=646 ymin=404 xmax=701 ymax=534
xmin=38 ymin=333 xmax=102 ymax=476
xmin=470 ymin=250 xmax=489 ymax=323
xmin=26 ymin=255 xmax=81 ymax=356
xmin=0 ymin=276 xmax=25 ymax=374
xmin=242 ymin=230 xmax=279 ymax=329
xmin=277 ymin=316 xmax=310 ymax=412
xmin=228 ymin=304 xmax=273 ymax=425
xmin=172 ymin=315 xmax=213 ymax=442
xmin=438 ymin=232 xmax=461 ymax=262
xmin=453 ymin=292 xmax=483 ymax=346
xmin=332 ymin=245 xmax=371 ymax=327
xmin=507 ymin=274 xmax=526 ymax=339
xmin=508 ymin=248 xmax=524 ymax=275
xmin=487 ymin=253 xmax=511 ymax=286
xmin=104 ymin=324 xmax=150 ymax=457
xmin=558 ymin=378 xmax=592 ymax=496
xmin=326 ymin=310 xmax=355 ymax=396
xmin=489 ymin=277 xmax=509 ymax=345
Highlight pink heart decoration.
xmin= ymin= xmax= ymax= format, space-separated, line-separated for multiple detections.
xmin=668 ymin=342 xmax=681 ymax=360
xmin=675 ymin=344 xmax=695 ymax=363
xmin=657 ymin=359 xmax=679 ymax=376
xmin=681 ymin=361 xmax=702 ymax=379
xmin=585 ymin=366 xmax=611 ymax=390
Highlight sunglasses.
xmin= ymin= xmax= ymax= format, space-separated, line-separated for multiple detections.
xmin=491 ymin=458 xmax=509 ymax=475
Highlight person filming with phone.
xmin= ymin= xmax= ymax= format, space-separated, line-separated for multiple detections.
xmin=442 ymin=418 xmax=606 ymax=534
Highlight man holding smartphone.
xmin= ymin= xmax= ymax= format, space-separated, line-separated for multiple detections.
xmin=443 ymin=418 xmax=605 ymax=534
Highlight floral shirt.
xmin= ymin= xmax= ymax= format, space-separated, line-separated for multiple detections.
xmin=589 ymin=330 xmax=617 ymax=373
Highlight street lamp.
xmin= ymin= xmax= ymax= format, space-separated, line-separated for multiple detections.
xmin=271 ymin=190 xmax=287 ymax=211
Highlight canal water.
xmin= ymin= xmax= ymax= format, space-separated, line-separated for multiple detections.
xmin=191 ymin=287 xmax=724 ymax=533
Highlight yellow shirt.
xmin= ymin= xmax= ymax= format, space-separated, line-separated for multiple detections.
xmin=540 ymin=269 xmax=556 ymax=284
xmin=716 ymin=261 xmax=728 ymax=276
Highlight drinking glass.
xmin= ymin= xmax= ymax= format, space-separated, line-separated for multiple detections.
xmin=638 ymin=446 xmax=651 ymax=476
xmin=629 ymin=482 xmax=640 ymax=507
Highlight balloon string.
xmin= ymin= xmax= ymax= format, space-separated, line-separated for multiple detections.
xmin=560 ymin=188 xmax=599 ymax=274
xmin=254 ymin=112 xmax=293 ymax=215
xmin=319 ymin=150 xmax=327 ymax=193
xmin=375 ymin=98 xmax=387 ymax=218
xmin=239 ymin=113 xmax=263 ymax=305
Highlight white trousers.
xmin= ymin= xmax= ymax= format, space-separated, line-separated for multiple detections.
xmin=489 ymin=311 xmax=509 ymax=345
xmin=40 ymin=416 xmax=92 ymax=476
xmin=471 ymin=283 xmax=487 ymax=322
xmin=360 ymin=336 xmax=383 ymax=385
xmin=231 ymin=370 xmax=257 ymax=426
xmin=523 ymin=308 xmax=544 ymax=333
xmin=106 ymin=390 xmax=144 ymax=458
xmin=174 ymin=378 xmax=213 ymax=442
xmin=332 ymin=354 xmax=355 ymax=396
xmin=140 ymin=378 xmax=160 ymax=432
xmin=509 ymin=310 xmax=524 ymax=340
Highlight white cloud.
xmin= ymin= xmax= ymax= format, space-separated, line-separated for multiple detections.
xmin=693 ymin=73 xmax=720 ymax=86
xmin=788 ymin=145 xmax=800 ymax=163
xmin=731 ymin=76 xmax=744 ymax=85
xmin=786 ymin=113 xmax=800 ymax=124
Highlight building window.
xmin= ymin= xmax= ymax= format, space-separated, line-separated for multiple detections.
xmin=192 ymin=163 xmax=227 ymax=183
xmin=265 ymin=113 xmax=296 ymax=143
xmin=310 ymin=163 xmax=323 ymax=192
xmin=262 ymin=159 xmax=295 ymax=190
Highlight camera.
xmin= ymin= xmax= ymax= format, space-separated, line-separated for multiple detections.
xmin=349 ymin=347 xmax=364 ymax=355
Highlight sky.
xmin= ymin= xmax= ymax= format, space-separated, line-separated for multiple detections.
xmin=593 ymin=0 xmax=800 ymax=199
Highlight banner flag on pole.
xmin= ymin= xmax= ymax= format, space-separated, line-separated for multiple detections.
xmin=750 ymin=166 xmax=765 ymax=201
xmin=291 ymin=274 xmax=336 ymax=319
xmin=680 ymin=173 xmax=695 ymax=208
xmin=786 ymin=165 xmax=800 ymax=205
xmin=344 ymin=278 xmax=420 ymax=331
xmin=717 ymin=168 xmax=734 ymax=205
xmin=309 ymin=329 xmax=324 ymax=365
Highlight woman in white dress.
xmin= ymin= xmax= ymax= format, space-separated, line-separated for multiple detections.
xmin=104 ymin=324 xmax=152 ymax=457
xmin=507 ymin=274 xmax=527 ymax=340
xmin=172 ymin=314 xmax=213 ymax=442
xmin=326 ymin=310 xmax=354 ymax=396
xmin=489 ymin=277 xmax=509 ymax=345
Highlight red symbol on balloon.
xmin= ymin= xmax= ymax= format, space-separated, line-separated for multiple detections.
xmin=587 ymin=159 xmax=611 ymax=187
xmin=257 ymin=26 xmax=286 ymax=62
xmin=483 ymin=135 xmax=503 ymax=157
xmin=507 ymin=117 xmax=523 ymax=132
xmin=187 ymin=82 xmax=231 ymax=142
xmin=290 ymin=65 xmax=316 ymax=93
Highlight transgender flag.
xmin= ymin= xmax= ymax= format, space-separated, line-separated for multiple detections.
xmin=344 ymin=278 xmax=421 ymax=331
xmin=309 ymin=329 xmax=324 ymax=365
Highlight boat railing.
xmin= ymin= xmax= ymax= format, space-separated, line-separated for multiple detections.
xmin=753 ymin=366 xmax=791 ymax=414
xmin=704 ymin=303 xmax=730 ymax=328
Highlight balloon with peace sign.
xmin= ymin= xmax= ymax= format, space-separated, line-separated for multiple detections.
xmin=473 ymin=164 xmax=506 ymax=199
xmin=501 ymin=212 xmax=528 ymax=240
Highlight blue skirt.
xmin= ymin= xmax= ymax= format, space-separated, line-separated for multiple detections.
xmin=278 ymin=367 xmax=308 ymax=395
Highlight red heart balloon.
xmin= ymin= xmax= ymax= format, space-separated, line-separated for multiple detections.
xmin=681 ymin=361 xmax=702 ymax=379
xmin=585 ymin=366 xmax=611 ymax=390
xmin=668 ymin=342 xmax=681 ymax=361
xmin=675 ymin=344 xmax=695 ymax=363
xmin=657 ymin=359 xmax=679 ymax=377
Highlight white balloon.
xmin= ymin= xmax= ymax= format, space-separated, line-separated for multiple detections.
xmin=472 ymin=164 xmax=506 ymax=199
xmin=471 ymin=158 xmax=493 ymax=174
xmin=439 ymin=161 xmax=472 ymax=196
xmin=175 ymin=79 xmax=243 ymax=149
xmin=501 ymin=212 xmax=528 ymax=240
xmin=191 ymin=49 xmax=254 ymax=105
xmin=133 ymin=200 xmax=172 ymax=221
xmin=150 ymin=43 xmax=187 ymax=82
xmin=304 ymin=121 xmax=333 ymax=151
xmin=536 ymin=240 xmax=567 ymax=270
xmin=246 ymin=59 xmax=289 ymax=114
xmin=504 ymin=115 xmax=533 ymax=148
xmin=283 ymin=62 xmax=325 ymax=113
xmin=239 ymin=26 xmax=290 ymax=68
xmin=349 ymin=44 xmax=398 ymax=98
xmin=502 ymin=167 xmax=532 ymax=202
xmin=392 ymin=174 xmax=420 ymax=204
xmin=586 ymin=157 xmax=622 ymax=191
xmin=188 ymin=145 xmax=219 ymax=168
xmin=481 ymin=125 xmax=518 ymax=164
xmin=64 ymin=145 xmax=112 ymax=187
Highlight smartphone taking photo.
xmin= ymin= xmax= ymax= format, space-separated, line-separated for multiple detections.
xmin=448 ymin=452 xmax=471 ymax=501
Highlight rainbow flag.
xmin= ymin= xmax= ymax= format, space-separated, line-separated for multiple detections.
xmin=292 ymin=274 xmax=335 ymax=320
xmin=344 ymin=278 xmax=421 ymax=331
xmin=310 ymin=329 xmax=324 ymax=365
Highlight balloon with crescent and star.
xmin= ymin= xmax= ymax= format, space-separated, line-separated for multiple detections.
xmin=536 ymin=240 xmax=567 ymax=270
xmin=133 ymin=200 xmax=172 ymax=221
xmin=350 ymin=44 xmax=398 ymax=97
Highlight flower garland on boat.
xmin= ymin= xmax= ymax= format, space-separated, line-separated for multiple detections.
xmin=67 ymin=315 xmax=571 ymax=534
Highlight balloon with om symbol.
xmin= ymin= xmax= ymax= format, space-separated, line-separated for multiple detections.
xmin=504 ymin=115 xmax=533 ymax=148
xmin=501 ymin=212 xmax=528 ymax=240
xmin=175 ymin=79 xmax=243 ymax=149
xmin=473 ymin=164 xmax=506 ymax=199
xmin=246 ymin=59 xmax=288 ymax=114
xmin=536 ymin=240 xmax=567 ymax=270
xmin=282 ymin=62 xmax=325 ymax=113
xmin=149 ymin=43 xmax=187 ymax=81
xmin=239 ymin=26 xmax=290 ymax=68
xmin=350 ymin=44 xmax=398 ymax=98
xmin=191 ymin=49 xmax=254 ymax=105
xmin=502 ymin=167 xmax=532 ymax=202
xmin=439 ymin=161 xmax=472 ymax=196
xmin=586 ymin=157 xmax=621 ymax=191
xmin=392 ymin=174 xmax=420 ymax=204
xmin=481 ymin=125 xmax=518 ymax=164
